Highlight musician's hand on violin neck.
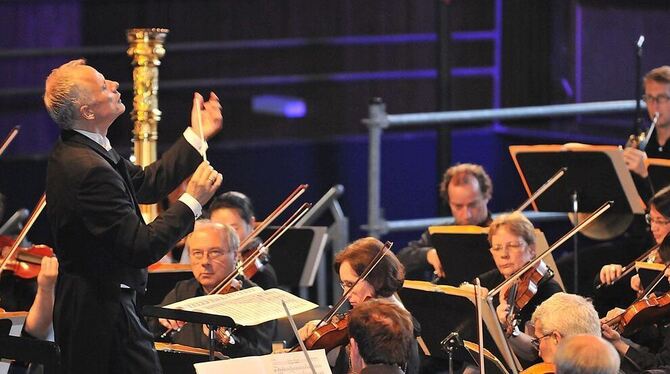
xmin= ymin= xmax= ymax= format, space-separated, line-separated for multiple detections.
xmin=630 ymin=274 xmax=643 ymax=293
xmin=426 ymin=249 xmax=445 ymax=278
xmin=599 ymin=264 xmax=623 ymax=285
xmin=298 ymin=319 xmax=321 ymax=341
xmin=159 ymin=318 xmax=185 ymax=331
xmin=37 ymin=256 xmax=58 ymax=294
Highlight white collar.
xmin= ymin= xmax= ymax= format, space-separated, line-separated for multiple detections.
xmin=73 ymin=129 xmax=112 ymax=151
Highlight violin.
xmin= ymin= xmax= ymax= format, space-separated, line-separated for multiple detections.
xmin=303 ymin=313 xmax=350 ymax=352
xmin=0 ymin=243 xmax=54 ymax=279
xmin=604 ymin=261 xmax=670 ymax=337
xmin=291 ymin=242 xmax=393 ymax=353
xmin=520 ymin=362 xmax=555 ymax=374
xmin=503 ymin=260 xmax=553 ymax=337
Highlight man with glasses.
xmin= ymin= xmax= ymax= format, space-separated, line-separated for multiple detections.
xmin=397 ymin=163 xmax=493 ymax=281
xmin=625 ymin=66 xmax=670 ymax=201
xmin=151 ymin=220 xmax=273 ymax=358
xmin=528 ymin=293 xmax=602 ymax=366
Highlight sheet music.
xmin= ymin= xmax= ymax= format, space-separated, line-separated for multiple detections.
xmin=194 ymin=350 xmax=331 ymax=374
xmin=164 ymin=287 xmax=318 ymax=326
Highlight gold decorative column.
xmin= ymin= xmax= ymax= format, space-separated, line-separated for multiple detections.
xmin=126 ymin=28 xmax=168 ymax=222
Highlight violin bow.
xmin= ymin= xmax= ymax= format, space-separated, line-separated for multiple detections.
xmin=209 ymin=202 xmax=312 ymax=296
xmin=515 ymin=167 xmax=567 ymax=212
xmin=595 ymin=242 xmax=661 ymax=290
xmin=0 ymin=194 xmax=46 ymax=277
xmin=160 ymin=185 xmax=308 ymax=339
xmin=289 ymin=241 xmax=393 ymax=352
xmin=0 ymin=126 xmax=19 ymax=159
xmin=489 ymin=201 xmax=613 ymax=299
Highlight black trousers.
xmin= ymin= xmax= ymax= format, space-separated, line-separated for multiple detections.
xmin=113 ymin=289 xmax=163 ymax=374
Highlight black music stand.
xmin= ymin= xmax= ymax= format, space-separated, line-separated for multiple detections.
xmin=636 ymin=262 xmax=670 ymax=294
xmin=143 ymin=305 xmax=236 ymax=361
xmin=510 ymin=145 xmax=645 ymax=293
xmin=646 ymin=158 xmax=670 ymax=193
xmin=399 ymin=281 xmax=517 ymax=373
xmin=429 ymin=226 xmax=496 ymax=286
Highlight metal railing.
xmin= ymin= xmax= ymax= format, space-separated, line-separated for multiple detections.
xmin=362 ymin=98 xmax=642 ymax=237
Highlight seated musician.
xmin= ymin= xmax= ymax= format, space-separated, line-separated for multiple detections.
xmin=479 ymin=212 xmax=562 ymax=361
xmin=397 ymin=163 xmax=493 ymax=281
xmin=599 ymin=186 xmax=670 ymax=302
xmin=554 ymin=334 xmax=620 ymax=374
xmin=205 ymin=191 xmax=278 ymax=290
xmin=7 ymin=256 xmax=59 ymax=374
xmin=297 ymin=237 xmax=420 ymax=374
xmin=348 ymin=299 xmax=414 ymax=374
xmin=151 ymin=220 xmax=273 ymax=358
xmin=530 ymin=293 xmax=602 ymax=366
xmin=602 ymin=232 xmax=670 ymax=372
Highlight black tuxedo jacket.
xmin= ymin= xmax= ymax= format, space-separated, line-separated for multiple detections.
xmin=46 ymin=130 xmax=201 ymax=373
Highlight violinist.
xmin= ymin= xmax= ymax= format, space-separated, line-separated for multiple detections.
xmin=348 ymin=299 xmax=414 ymax=374
xmin=297 ymin=237 xmax=420 ymax=374
xmin=206 ymin=191 xmax=278 ymax=289
xmin=529 ymin=293 xmax=602 ymax=366
xmin=554 ymin=334 xmax=620 ymax=374
xmin=397 ymin=163 xmax=493 ymax=281
xmin=151 ymin=220 xmax=273 ymax=358
xmin=598 ymin=186 xmax=670 ymax=312
xmin=602 ymin=232 xmax=670 ymax=372
xmin=480 ymin=212 xmax=562 ymax=362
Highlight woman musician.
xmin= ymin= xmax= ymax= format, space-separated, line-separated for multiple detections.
xmin=598 ymin=186 xmax=670 ymax=309
xmin=297 ymin=237 xmax=421 ymax=374
xmin=479 ymin=212 xmax=562 ymax=365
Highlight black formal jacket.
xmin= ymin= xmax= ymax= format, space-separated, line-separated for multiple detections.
xmin=46 ymin=130 xmax=202 ymax=373
xmin=150 ymin=278 xmax=274 ymax=358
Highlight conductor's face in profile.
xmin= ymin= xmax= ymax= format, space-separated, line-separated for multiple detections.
xmin=447 ymin=177 xmax=489 ymax=226
xmin=489 ymin=226 xmax=535 ymax=278
xmin=187 ymin=226 xmax=237 ymax=294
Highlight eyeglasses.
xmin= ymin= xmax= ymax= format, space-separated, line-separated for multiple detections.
xmin=530 ymin=331 xmax=554 ymax=351
xmin=190 ymin=248 xmax=232 ymax=261
xmin=490 ymin=241 xmax=527 ymax=254
xmin=642 ymin=94 xmax=670 ymax=105
xmin=645 ymin=213 xmax=670 ymax=226
xmin=339 ymin=280 xmax=356 ymax=290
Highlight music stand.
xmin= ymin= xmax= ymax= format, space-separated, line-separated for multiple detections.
xmin=430 ymin=226 xmax=565 ymax=291
xmin=258 ymin=226 xmax=328 ymax=287
xmin=399 ymin=281 xmax=520 ymax=373
xmin=143 ymin=305 xmax=236 ymax=361
xmin=139 ymin=263 xmax=193 ymax=309
xmin=645 ymin=158 xmax=670 ymax=193
xmin=510 ymin=144 xmax=645 ymax=293
xmin=635 ymin=262 xmax=670 ymax=293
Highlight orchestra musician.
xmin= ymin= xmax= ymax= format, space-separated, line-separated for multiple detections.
xmin=7 ymin=256 xmax=58 ymax=373
xmin=43 ymin=59 xmax=223 ymax=373
xmin=624 ymin=66 xmax=670 ymax=201
xmin=601 ymin=232 xmax=670 ymax=372
xmin=151 ymin=220 xmax=273 ymax=358
xmin=298 ymin=237 xmax=420 ymax=374
xmin=205 ymin=191 xmax=278 ymax=289
xmin=598 ymin=185 xmax=670 ymax=309
xmin=529 ymin=293 xmax=602 ymax=366
xmin=348 ymin=299 xmax=415 ymax=374
xmin=481 ymin=212 xmax=562 ymax=362
xmin=397 ymin=163 xmax=493 ymax=281
xmin=554 ymin=334 xmax=620 ymax=374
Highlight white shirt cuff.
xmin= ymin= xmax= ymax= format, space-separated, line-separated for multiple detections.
xmin=179 ymin=193 xmax=202 ymax=219
xmin=183 ymin=128 xmax=209 ymax=157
